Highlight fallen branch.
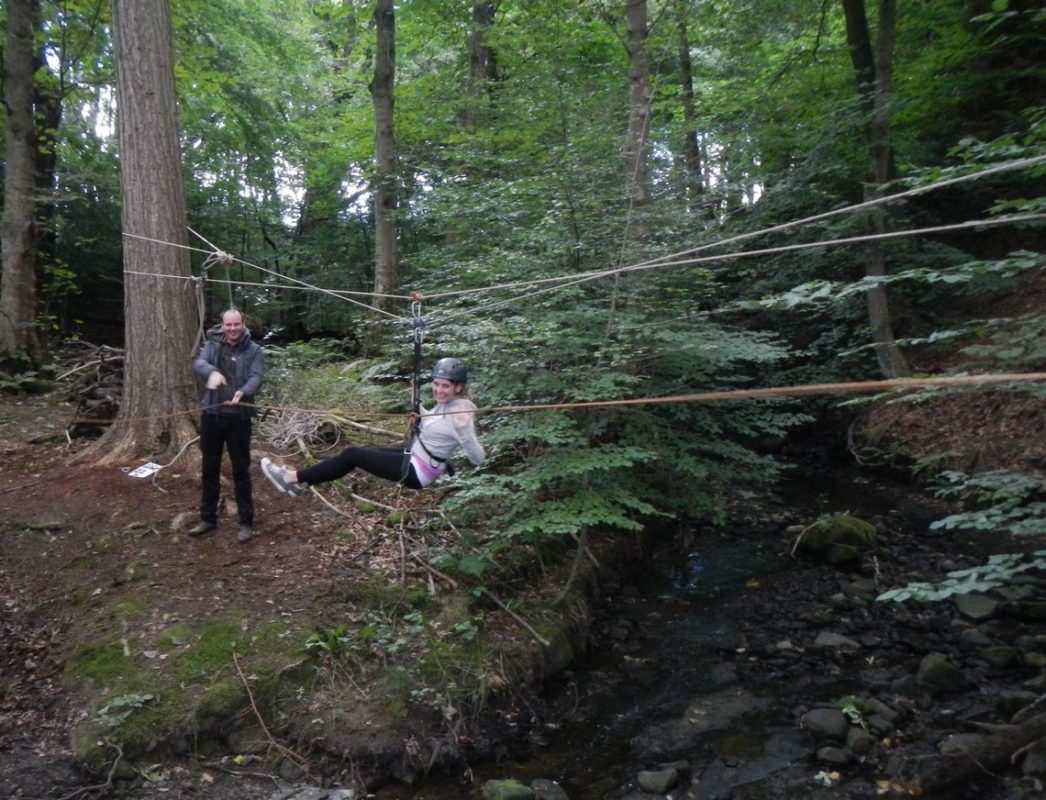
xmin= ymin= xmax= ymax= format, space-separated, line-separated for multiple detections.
xmin=231 ymin=651 xmax=310 ymax=774
xmin=409 ymin=551 xmax=459 ymax=589
xmin=353 ymin=529 xmax=398 ymax=560
xmin=1013 ymin=692 xmax=1046 ymax=724
xmin=53 ymin=739 xmax=124 ymax=800
xmin=914 ymin=711 xmax=1046 ymax=794
xmin=480 ymin=588 xmax=551 ymax=648
xmin=56 ymin=356 xmax=125 ymax=382
xmin=553 ymin=530 xmax=590 ymax=607
xmin=399 ymin=529 xmax=407 ymax=585
xmin=349 ymin=490 xmax=398 ymax=512
xmin=309 ymin=486 xmax=355 ymax=519
xmin=326 ymin=411 xmax=402 ymax=440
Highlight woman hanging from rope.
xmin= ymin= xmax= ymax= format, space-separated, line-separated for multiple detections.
xmin=260 ymin=357 xmax=484 ymax=496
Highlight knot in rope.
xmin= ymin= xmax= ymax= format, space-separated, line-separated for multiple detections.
xmin=202 ymin=250 xmax=236 ymax=271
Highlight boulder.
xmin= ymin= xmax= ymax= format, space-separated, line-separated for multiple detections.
xmin=483 ymin=779 xmax=535 ymax=800
xmin=801 ymin=708 xmax=850 ymax=742
xmin=797 ymin=515 xmax=879 ymax=558
xmin=813 ymin=631 xmax=861 ymax=651
xmin=953 ymin=593 xmax=998 ymax=621
xmin=980 ymin=645 xmax=1022 ymax=669
xmin=816 ymin=745 xmax=851 ymax=765
xmin=846 ymin=727 xmax=877 ymax=755
xmin=916 ymin=652 xmax=974 ymax=693
xmin=1007 ymin=601 xmax=1046 ymax=621
xmin=530 ymin=778 xmax=570 ymax=800
xmin=637 ymin=767 xmax=679 ymax=794
xmin=938 ymin=733 xmax=987 ymax=755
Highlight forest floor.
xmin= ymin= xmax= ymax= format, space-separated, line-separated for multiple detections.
xmin=0 ymin=381 xmax=1043 ymax=800
xmin=0 ymin=390 xmax=457 ymax=799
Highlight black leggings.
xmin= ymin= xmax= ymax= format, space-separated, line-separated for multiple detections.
xmin=296 ymin=446 xmax=423 ymax=490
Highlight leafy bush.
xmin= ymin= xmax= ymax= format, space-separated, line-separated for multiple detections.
xmin=877 ymin=551 xmax=1046 ymax=603
xmin=930 ymin=469 xmax=1046 ymax=536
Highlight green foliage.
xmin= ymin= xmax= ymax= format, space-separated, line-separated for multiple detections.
xmin=929 ymin=470 xmax=1046 ymax=535
xmin=304 ymin=625 xmax=350 ymax=657
xmin=744 ymin=251 xmax=1045 ymax=312
xmin=0 ymin=354 xmax=55 ymax=393
xmin=423 ymin=291 xmax=801 ymax=548
xmin=877 ymin=551 xmax=1046 ymax=603
xmin=258 ymin=341 xmax=405 ymax=451
xmin=95 ymin=693 xmax=156 ymax=728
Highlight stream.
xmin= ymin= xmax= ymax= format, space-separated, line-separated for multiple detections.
xmin=372 ymin=471 xmax=911 ymax=800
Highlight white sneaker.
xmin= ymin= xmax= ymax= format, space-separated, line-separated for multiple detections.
xmin=261 ymin=457 xmax=303 ymax=497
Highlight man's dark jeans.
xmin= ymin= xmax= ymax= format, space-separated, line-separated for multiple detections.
xmin=199 ymin=413 xmax=253 ymax=526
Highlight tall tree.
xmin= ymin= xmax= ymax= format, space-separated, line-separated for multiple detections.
xmin=88 ymin=0 xmax=197 ymax=462
xmin=370 ymin=0 xmax=398 ymax=315
xmin=623 ymin=0 xmax=651 ymax=242
xmin=458 ymin=2 xmax=497 ymax=130
xmin=1 ymin=0 xmax=43 ymax=363
xmin=841 ymin=0 xmax=910 ymax=378
xmin=673 ymin=0 xmax=703 ymax=209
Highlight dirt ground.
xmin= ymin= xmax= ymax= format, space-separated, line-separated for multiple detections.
xmin=0 ymin=391 xmax=441 ymax=799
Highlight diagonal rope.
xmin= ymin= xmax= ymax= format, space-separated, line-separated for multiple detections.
xmin=426 ymin=212 xmax=1046 ymax=326
xmin=417 ymin=154 xmax=1046 ymax=304
xmin=121 ymin=155 xmax=1045 ymax=329
xmin=122 ymin=231 xmax=411 ymax=321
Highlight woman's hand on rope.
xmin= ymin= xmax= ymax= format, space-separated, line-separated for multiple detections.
xmin=406 ymin=412 xmax=421 ymax=436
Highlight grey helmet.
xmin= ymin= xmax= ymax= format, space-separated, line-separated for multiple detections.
xmin=431 ymin=357 xmax=467 ymax=383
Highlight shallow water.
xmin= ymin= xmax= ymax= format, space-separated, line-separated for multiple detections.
xmin=373 ymin=477 xmax=862 ymax=799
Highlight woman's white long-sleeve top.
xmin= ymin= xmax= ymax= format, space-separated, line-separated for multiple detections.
xmin=409 ymin=398 xmax=484 ymax=485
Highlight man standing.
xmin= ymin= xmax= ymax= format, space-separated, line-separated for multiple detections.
xmin=189 ymin=308 xmax=264 ymax=542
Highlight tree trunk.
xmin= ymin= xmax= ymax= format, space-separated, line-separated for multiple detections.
xmin=33 ymin=28 xmax=65 ymax=334
xmin=85 ymin=0 xmax=197 ymax=464
xmin=841 ymin=0 xmax=910 ymax=378
xmin=370 ymin=0 xmax=398 ymax=318
xmin=674 ymin=0 xmax=703 ymax=209
xmin=623 ymin=0 xmax=651 ymax=242
xmin=607 ymin=0 xmax=652 ymax=331
xmin=1 ymin=0 xmax=43 ymax=363
xmin=458 ymin=2 xmax=497 ymax=130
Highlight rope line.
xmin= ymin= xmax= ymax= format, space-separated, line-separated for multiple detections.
xmin=122 ymin=232 xmax=217 ymax=257
xmin=121 ymin=212 xmax=1044 ymax=323
xmin=122 ymin=270 xmax=411 ymax=303
xmin=122 ymin=232 xmax=411 ymax=320
xmin=425 ymin=213 xmax=1046 ymax=326
xmin=120 ymin=155 xmax=1045 ymax=323
xmin=613 ymin=154 xmax=1046 ymax=272
xmin=70 ymin=372 xmax=1046 ymax=429
xmin=418 ymin=154 xmax=1046 ymax=302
